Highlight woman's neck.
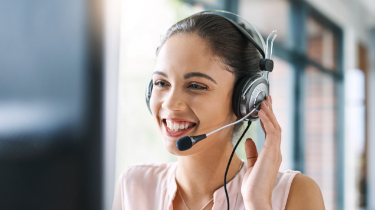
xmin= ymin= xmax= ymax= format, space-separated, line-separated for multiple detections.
xmin=175 ymin=140 xmax=243 ymax=199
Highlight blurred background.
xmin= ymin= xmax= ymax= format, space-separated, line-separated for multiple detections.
xmin=0 ymin=0 xmax=120 ymax=209
xmin=0 ymin=0 xmax=374 ymax=210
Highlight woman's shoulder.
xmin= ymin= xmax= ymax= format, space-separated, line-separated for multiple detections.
xmin=271 ymin=169 xmax=325 ymax=209
xmin=284 ymin=172 xmax=325 ymax=209
xmin=118 ymin=162 xmax=177 ymax=186
xmin=271 ymin=169 xmax=301 ymax=209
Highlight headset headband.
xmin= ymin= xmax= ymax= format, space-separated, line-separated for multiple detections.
xmin=193 ymin=10 xmax=277 ymax=72
xmin=196 ymin=10 xmax=267 ymax=58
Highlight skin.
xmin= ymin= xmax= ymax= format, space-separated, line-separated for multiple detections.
xmin=150 ymin=33 xmax=325 ymax=210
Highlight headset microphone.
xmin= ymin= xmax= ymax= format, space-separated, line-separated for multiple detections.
xmin=176 ymin=103 xmax=261 ymax=151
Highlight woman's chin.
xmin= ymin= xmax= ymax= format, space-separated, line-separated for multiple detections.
xmin=162 ymin=137 xmax=192 ymax=156
xmin=162 ymin=137 xmax=177 ymax=154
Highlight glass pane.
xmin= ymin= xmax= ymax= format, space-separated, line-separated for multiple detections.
xmin=238 ymin=0 xmax=290 ymax=46
xmin=236 ymin=57 xmax=295 ymax=173
xmin=307 ymin=17 xmax=338 ymax=71
xmin=304 ymin=66 xmax=337 ymax=210
xmin=345 ymin=69 xmax=366 ymax=209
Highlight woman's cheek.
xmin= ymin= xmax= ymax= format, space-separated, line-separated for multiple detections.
xmin=149 ymin=92 xmax=163 ymax=122
xmin=196 ymin=97 xmax=224 ymax=130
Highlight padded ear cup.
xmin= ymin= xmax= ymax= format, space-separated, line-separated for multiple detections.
xmin=232 ymin=76 xmax=253 ymax=118
xmin=145 ymin=79 xmax=153 ymax=114
xmin=232 ymin=73 xmax=269 ymax=121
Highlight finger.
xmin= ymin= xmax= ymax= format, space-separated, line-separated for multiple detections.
xmin=266 ymin=95 xmax=282 ymax=144
xmin=260 ymin=118 xmax=266 ymax=138
xmin=260 ymin=119 xmax=265 ymax=133
xmin=259 ymin=96 xmax=270 ymax=135
xmin=266 ymin=95 xmax=273 ymax=112
xmin=269 ymin=95 xmax=273 ymax=105
xmin=259 ymin=109 xmax=282 ymax=149
xmin=260 ymin=99 xmax=281 ymax=132
xmin=245 ymin=138 xmax=258 ymax=168
xmin=258 ymin=109 xmax=276 ymax=135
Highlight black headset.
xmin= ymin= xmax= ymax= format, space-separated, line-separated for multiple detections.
xmin=145 ymin=10 xmax=275 ymax=121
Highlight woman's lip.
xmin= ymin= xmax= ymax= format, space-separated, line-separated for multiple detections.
xmin=162 ymin=120 xmax=196 ymax=138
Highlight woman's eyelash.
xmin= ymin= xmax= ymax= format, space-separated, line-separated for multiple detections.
xmin=154 ymin=80 xmax=169 ymax=87
xmin=188 ymin=83 xmax=207 ymax=90
xmin=153 ymin=80 xmax=207 ymax=90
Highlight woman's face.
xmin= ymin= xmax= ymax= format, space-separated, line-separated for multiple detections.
xmin=150 ymin=33 xmax=237 ymax=155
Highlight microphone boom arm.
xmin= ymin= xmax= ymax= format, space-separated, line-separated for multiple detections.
xmin=206 ymin=106 xmax=259 ymax=136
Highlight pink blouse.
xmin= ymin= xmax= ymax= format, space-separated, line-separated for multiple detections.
xmin=112 ymin=161 xmax=300 ymax=210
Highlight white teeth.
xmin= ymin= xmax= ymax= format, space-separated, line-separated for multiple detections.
xmin=165 ymin=120 xmax=192 ymax=131
xmin=173 ymin=123 xmax=179 ymax=130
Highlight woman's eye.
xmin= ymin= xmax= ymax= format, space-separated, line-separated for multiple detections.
xmin=154 ymin=80 xmax=169 ymax=87
xmin=188 ymin=83 xmax=207 ymax=90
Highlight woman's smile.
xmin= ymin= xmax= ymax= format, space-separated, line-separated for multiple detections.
xmin=162 ymin=118 xmax=197 ymax=138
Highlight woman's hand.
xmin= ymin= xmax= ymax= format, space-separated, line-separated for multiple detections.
xmin=241 ymin=95 xmax=282 ymax=210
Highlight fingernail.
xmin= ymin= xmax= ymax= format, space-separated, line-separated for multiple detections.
xmin=269 ymin=95 xmax=272 ymax=104
xmin=264 ymin=100 xmax=269 ymax=108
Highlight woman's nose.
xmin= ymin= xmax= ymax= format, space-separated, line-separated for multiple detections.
xmin=161 ymin=88 xmax=187 ymax=112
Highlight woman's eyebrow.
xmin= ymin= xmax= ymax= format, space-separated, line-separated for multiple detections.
xmin=184 ymin=72 xmax=217 ymax=84
xmin=153 ymin=71 xmax=168 ymax=78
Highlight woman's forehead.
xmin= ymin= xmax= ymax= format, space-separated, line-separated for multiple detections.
xmin=154 ymin=34 xmax=232 ymax=79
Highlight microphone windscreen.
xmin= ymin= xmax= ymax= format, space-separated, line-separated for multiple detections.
xmin=176 ymin=136 xmax=192 ymax=151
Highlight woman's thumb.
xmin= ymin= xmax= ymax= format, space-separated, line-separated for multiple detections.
xmin=245 ymin=138 xmax=258 ymax=168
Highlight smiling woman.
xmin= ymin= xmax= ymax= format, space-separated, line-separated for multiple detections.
xmin=151 ymin=33 xmax=237 ymax=157
xmin=112 ymin=11 xmax=325 ymax=210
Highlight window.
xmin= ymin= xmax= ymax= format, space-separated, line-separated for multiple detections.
xmin=304 ymin=66 xmax=338 ymax=210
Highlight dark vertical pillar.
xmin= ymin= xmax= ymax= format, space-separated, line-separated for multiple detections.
xmin=0 ymin=0 xmax=119 ymax=209
xmin=335 ymin=28 xmax=345 ymax=210
xmin=289 ymin=0 xmax=307 ymax=173
xmin=224 ymin=0 xmax=239 ymax=13
xmin=367 ymin=27 xmax=375 ymax=210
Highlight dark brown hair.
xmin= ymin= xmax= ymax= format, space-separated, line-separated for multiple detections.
xmin=156 ymin=13 xmax=262 ymax=84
